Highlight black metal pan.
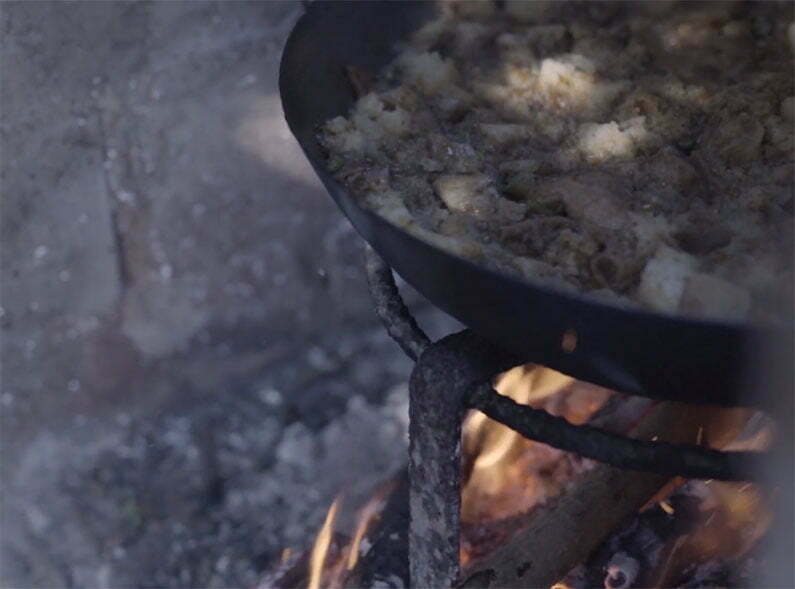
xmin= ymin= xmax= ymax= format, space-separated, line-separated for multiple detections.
xmin=279 ymin=1 xmax=788 ymax=408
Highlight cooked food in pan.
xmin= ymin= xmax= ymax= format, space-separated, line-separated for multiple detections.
xmin=319 ymin=1 xmax=794 ymax=323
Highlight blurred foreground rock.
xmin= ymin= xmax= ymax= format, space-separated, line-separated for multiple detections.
xmin=1 ymin=3 xmax=456 ymax=586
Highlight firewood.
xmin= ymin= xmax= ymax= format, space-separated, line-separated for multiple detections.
xmin=456 ymin=402 xmax=712 ymax=589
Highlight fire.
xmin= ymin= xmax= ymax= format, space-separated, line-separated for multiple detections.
xmin=283 ymin=483 xmax=393 ymax=589
xmin=689 ymin=480 xmax=772 ymax=557
xmin=635 ymin=479 xmax=775 ymax=588
xmin=459 ymin=365 xmax=775 ymax=578
xmin=462 ymin=364 xmax=609 ymax=525
xmin=646 ymin=416 xmax=775 ymax=586
xmin=308 ymin=496 xmax=341 ymax=589
xmin=268 ymin=365 xmax=776 ymax=587
xmin=347 ymin=483 xmax=393 ymax=571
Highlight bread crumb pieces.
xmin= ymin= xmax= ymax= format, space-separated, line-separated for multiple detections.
xmin=637 ymin=246 xmax=698 ymax=313
xmin=320 ymin=2 xmax=793 ymax=322
xmin=577 ymin=119 xmax=649 ymax=162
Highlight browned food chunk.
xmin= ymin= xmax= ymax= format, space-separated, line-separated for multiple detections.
xmin=319 ymin=0 xmax=794 ymax=323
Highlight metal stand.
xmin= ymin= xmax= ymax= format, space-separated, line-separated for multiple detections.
xmin=363 ymin=245 xmax=767 ymax=588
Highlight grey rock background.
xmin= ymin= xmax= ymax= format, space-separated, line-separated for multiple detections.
xmin=1 ymin=3 xmax=457 ymax=587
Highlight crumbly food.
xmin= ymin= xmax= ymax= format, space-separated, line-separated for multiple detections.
xmin=319 ymin=1 xmax=794 ymax=323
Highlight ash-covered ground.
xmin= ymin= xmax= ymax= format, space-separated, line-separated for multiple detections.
xmin=1 ymin=3 xmax=457 ymax=587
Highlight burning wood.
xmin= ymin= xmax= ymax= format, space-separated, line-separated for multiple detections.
xmin=260 ymin=531 xmax=349 ymax=589
xmin=458 ymin=401 xmax=712 ymax=588
xmin=261 ymin=481 xmax=397 ymax=589
xmin=346 ymin=486 xmax=393 ymax=572
xmin=555 ymin=478 xmax=774 ymax=589
xmin=258 ymin=243 xmax=781 ymax=589
xmin=260 ymin=369 xmax=775 ymax=589
xmin=253 ymin=215 xmax=788 ymax=588
xmin=458 ymin=400 xmax=775 ymax=589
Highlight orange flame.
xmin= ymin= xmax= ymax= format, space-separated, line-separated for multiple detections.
xmin=466 ymin=365 xmax=574 ymax=472
xmin=277 ymin=365 xmax=774 ymax=587
xmin=308 ymin=495 xmax=341 ymax=589
xmin=347 ymin=482 xmax=394 ymax=571
xmin=460 ymin=364 xmax=612 ymax=567
xmin=462 ymin=365 xmax=610 ymax=523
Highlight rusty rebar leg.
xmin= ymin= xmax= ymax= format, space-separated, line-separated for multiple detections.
xmin=408 ymin=331 xmax=519 ymax=588
xmin=468 ymin=383 xmax=766 ymax=481
xmin=364 ymin=244 xmax=430 ymax=361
